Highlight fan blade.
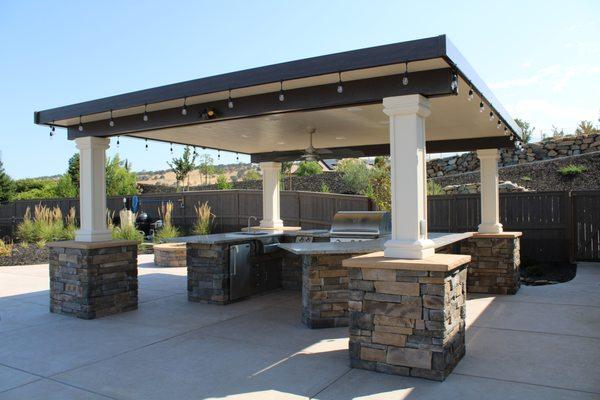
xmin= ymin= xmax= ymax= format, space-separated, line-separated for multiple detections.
xmin=315 ymin=148 xmax=333 ymax=154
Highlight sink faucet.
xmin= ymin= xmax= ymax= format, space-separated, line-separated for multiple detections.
xmin=247 ymin=216 xmax=258 ymax=232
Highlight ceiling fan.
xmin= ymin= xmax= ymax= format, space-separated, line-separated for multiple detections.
xmin=298 ymin=127 xmax=363 ymax=162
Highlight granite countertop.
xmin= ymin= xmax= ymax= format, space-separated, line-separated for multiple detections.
xmin=276 ymin=232 xmax=474 ymax=255
xmin=169 ymin=229 xmax=331 ymax=245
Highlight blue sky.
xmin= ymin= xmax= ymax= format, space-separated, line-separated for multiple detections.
xmin=1 ymin=0 xmax=598 ymax=179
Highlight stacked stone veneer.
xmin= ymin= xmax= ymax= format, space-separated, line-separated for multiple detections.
xmin=344 ymin=255 xmax=469 ymax=381
xmin=427 ymin=133 xmax=600 ymax=178
xmin=301 ymin=254 xmax=357 ymax=328
xmin=48 ymin=240 xmax=138 ymax=319
xmin=460 ymin=233 xmax=521 ymax=295
xmin=154 ymin=243 xmax=186 ymax=267
xmin=187 ymin=242 xmax=230 ymax=304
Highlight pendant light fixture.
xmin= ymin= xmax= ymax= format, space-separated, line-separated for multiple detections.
xmin=278 ymin=81 xmax=285 ymax=102
xmin=78 ymin=115 xmax=84 ymax=132
xmin=227 ymin=90 xmax=234 ymax=109
xmin=497 ymin=120 xmax=502 ymax=129
xmin=181 ymin=97 xmax=188 ymax=116
xmin=218 ymin=150 xmax=221 ymax=160
xmin=236 ymin=152 xmax=239 ymax=162
xmin=193 ymin=146 xmax=197 ymax=156
xmin=109 ymin=109 xmax=115 ymax=127
xmin=402 ymin=62 xmax=409 ymax=86
xmin=337 ymin=72 xmax=343 ymax=94
xmin=143 ymin=103 xmax=149 ymax=122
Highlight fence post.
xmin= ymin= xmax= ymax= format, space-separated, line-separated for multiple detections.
xmin=566 ymin=191 xmax=575 ymax=263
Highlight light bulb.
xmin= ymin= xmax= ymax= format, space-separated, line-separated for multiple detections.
xmin=497 ymin=120 xmax=501 ymax=129
xmin=78 ymin=124 xmax=83 ymax=132
xmin=109 ymin=119 xmax=115 ymax=127
xmin=181 ymin=106 xmax=187 ymax=116
xmin=143 ymin=113 xmax=148 ymax=122
xmin=489 ymin=112 xmax=494 ymax=121
xmin=402 ymin=75 xmax=408 ymax=86
xmin=279 ymin=92 xmax=285 ymax=102
xmin=228 ymin=99 xmax=234 ymax=109
xmin=479 ymin=102 xmax=484 ymax=112
xmin=337 ymin=84 xmax=343 ymax=94
xmin=468 ymin=89 xmax=474 ymax=101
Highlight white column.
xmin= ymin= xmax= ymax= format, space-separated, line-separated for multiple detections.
xmin=477 ymin=149 xmax=503 ymax=234
xmin=74 ymin=136 xmax=112 ymax=242
xmin=259 ymin=161 xmax=284 ymax=229
xmin=383 ymin=94 xmax=435 ymax=259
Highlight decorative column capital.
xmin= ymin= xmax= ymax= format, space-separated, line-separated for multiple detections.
xmin=383 ymin=94 xmax=431 ymax=118
xmin=259 ymin=161 xmax=281 ymax=172
xmin=476 ymin=148 xmax=500 ymax=161
xmin=75 ymin=136 xmax=110 ymax=151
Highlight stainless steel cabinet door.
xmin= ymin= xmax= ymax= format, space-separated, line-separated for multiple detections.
xmin=229 ymin=243 xmax=252 ymax=301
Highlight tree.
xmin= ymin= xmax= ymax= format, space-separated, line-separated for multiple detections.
xmin=0 ymin=159 xmax=15 ymax=202
xmin=514 ymin=118 xmax=534 ymax=143
xmin=198 ymin=154 xmax=216 ymax=185
xmin=551 ymin=125 xmax=565 ymax=138
xmin=281 ymin=162 xmax=293 ymax=190
xmin=215 ymin=174 xmax=232 ymax=189
xmin=54 ymin=174 xmax=77 ymax=198
xmin=575 ymin=120 xmax=599 ymax=136
xmin=167 ymin=146 xmax=197 ymax=191
xmin=105 ymin=155 xmax=138 ymax=196
xmin=244 ymin=169 xmax=262 ymax=181
xmin=67 ymin=153 xmax=80 ymax=189
xmin=295 ymin=161 xmax=322 ymax=176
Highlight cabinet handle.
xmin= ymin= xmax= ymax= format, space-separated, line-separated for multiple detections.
xmin=232 ymin=247 xmax=237 ymax=276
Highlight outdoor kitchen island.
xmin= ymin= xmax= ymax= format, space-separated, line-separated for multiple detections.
xmin=184 ymin=229 xmax=472 ymax=329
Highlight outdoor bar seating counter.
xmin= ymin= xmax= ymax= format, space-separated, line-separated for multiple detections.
xmin=36 ymin=35 xmax=523 ymax=381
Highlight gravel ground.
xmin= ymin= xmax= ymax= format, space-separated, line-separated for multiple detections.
xmin=0 ymin=244 xmax=50 ymax=266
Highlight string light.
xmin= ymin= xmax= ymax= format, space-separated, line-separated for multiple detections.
xmin=497 ymin=120 xmax=502 ymax=129
xmin=278 ymin=81 xmax=285 ymax=102
xmin=504 ymin=127 xmax=509 ymax=135
xmin=117 ymin=136 xmax=120 ymax=147
xmin=143 ymin=103 xmax=149 ymax=122
xmin=145 ymin=138 xmax=148 ymax=150
xmin=181 ymin=97 xmax=188 ymax=116
xmin=450 ymin=73 xmax=458 ymax=92
xmin=78 ymin=115 xmax=84 ymax=132
xmin=109 ymin=109 xmax=115 ymax=127
xmin=402 ymin=62 xmax=409 ymax=86
xmin=227 ymin=89 xmax=234 ymax=109
xmin=468 ymin=89 xmax=474 ymax=101
xmin=170 ymin=142 xmax=173 ymax=154
xmin=193 ymin=146 xmax=197 ymax=156
xmin=489 ymin=111 xmax=494 ymax=121
xmin=236 ymin=152 xmax=239 ymax=161
xmin=479 ymin=101 xmax=484 ymax=112
xmin=337 ymin=72 xmax=343 ymax=94
xmin=49 ymin=121 xmax=55 ymax=139
xmin=218 ymin=150 xmax=221 ymax=160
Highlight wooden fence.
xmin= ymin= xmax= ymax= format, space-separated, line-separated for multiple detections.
xmin=1 ymin=190 xmax=598 ymax=261
xmin=0 ymin=190 xmax=372 ymax=237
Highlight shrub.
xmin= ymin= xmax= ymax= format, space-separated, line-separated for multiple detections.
xmin=16 ymin=207 xmax=36 ymax=244
xmin=336 ymin=159 xmax=370 ymax=194
xmin=215 ymin=174 xmax=232 ymax=189
xmin=154 ymin=201 xmax=180 ymax=242
xmin=192 ymin=201 xmax=214 ymax=235
xmin=295 ymin=161 xmax=322 ymax=177
xmin=521 ymin=176 xmax=532 ymax=182
xmin=111 ymin=209 xmax=144 ymax=243
xmin=558 ymin=164 xmax=587 ymax=176
xmin=427 ymin=180 xmax=443 ymax=195
xmin=0 ymin=239 xmax=13 ymax=257
xmin=16 ymin=204 xmax=71 ymax=244
xmin=244 ymin=169 xmax=262 ymax=181
xmin=64 ymin=207 xmax=77 ymax=240
xmin=320 ymin=183 xmax=330 ymax=193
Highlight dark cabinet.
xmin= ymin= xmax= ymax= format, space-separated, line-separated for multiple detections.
xmin=228 ymin=241 xmax=283 ymax=301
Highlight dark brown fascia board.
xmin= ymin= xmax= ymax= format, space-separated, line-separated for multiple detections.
xmin=36 ymin=35 xmax=447 ymax=125
xmin=66 ymin=68 xmax=455 ymax=140
xmin=249 ymin=137 xmax=514 ymax=163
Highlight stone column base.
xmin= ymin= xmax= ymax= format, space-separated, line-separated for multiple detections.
xmin=187 ymin=243 xmax=229 ymax=304
xmin=47 ymin=240 xmax=138 ymax=319
xmin=460 ymin=232 xmax=522 ymax=295
xmin=343 ymin=253 xmax=470 ymax=381
xmin=301 ymin=254 xmax=355 ymax=329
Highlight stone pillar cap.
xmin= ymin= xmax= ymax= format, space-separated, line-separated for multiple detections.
xmin=342 ymin=252 xmax=471 ymax=272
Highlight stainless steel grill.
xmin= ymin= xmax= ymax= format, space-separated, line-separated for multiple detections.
xmin=329 ymin=211 xmax=391 ymax=242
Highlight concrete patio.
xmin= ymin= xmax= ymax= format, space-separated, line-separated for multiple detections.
xmin=0 ymin=255 xmax=598 ymax=400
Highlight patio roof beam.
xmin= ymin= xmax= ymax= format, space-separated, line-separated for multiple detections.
xmin=65 ymin=68 xmax=456 ymax=140
xmin=249 ymin=136 xmax=514 ymax=162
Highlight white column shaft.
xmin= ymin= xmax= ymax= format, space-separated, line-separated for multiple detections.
xmin=477 ymin=149 xmax=503 ymax=234
xmin=75 ymin=137 xmax=112 ymax=242
xmin=260 ymin=162 xmax=283 ymax=228
xmin=383 ymin=95 xmax=435 ymax=259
